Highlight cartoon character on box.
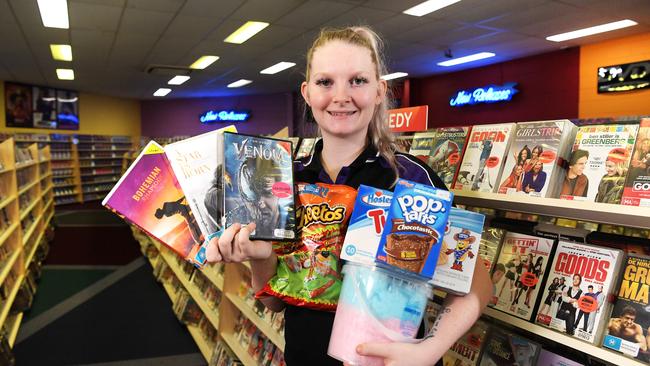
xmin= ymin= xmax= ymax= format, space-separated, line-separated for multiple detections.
xmin=445 ymin=229 xmax=476 ymax=271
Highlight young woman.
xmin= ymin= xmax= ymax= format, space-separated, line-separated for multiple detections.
xmin=206 ymin=26 xmax=491 ymax=365
xmin=498 ymin=163 xmax=524 ymax=193
xmin=523 ymin=145 xmax=543 ymax=172
xmin=595 ymin=148 xmax=628 ymax=203
xmin=539 ymin=277 xmax=559 ymax=316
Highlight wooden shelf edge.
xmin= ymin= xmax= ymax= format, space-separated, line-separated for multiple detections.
xmin=220 ymin=331 xmax=258 ymax=366
xmin=25 ymin=231 xmax=44 ymax=266
xmin=19 ymin=199 xmax=41 ymax=221
xmin=452 ymin=190 xmax=650 ymax=229
xmin=0 ymin=195 xmax=16 ymax=211
xmin=22 ymin=212 xmax=44 ymax=245
xmin=187 ymin=324 xmax=214 ymax=363
xmin=0 ymin=250 xmax=21 ymax=287
xmin=7 ymin=312 xmax=23 ymax=348
xmin=0 ymin=274 xmax=25 ymax=328
xmin=0 ymin=223 xmax=18 ymax=248
xmin=483 ymin=307 xmax=644 ymax=366
xmin=15 ymin=161 xmax=37 ymax=170
xmin=17 ymin=179 xmax=39 ymax=196
xmin=224 ymin=292 xmax=285 ymax=351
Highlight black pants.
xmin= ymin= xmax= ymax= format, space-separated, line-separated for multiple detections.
xmin=575 ymin=310 xmax=589 ymax=332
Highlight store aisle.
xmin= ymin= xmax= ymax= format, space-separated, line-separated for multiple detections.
xmin=14 ymin=208 xmax=205 ymax=365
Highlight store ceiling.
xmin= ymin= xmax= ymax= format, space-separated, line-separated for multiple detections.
xmin=1 ymin=0 xmax=649 ymax=100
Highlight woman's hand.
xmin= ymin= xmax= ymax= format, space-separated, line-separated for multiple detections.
xmin=206 ymin=222 xmax=273 ymax=263
xmin=353 ymin=342 xmax=440 ymax=366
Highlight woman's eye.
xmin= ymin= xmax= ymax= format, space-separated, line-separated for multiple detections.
xmin=315 ymin=79 xmax=332 ymax=87
xmin=351 ymin=77 xmax=368 ymax=86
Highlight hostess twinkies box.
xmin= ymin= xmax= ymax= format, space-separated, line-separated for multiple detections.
xmin=431 ymin=208 xmax=485 ymax=295
xmin=341 ymin=185 xmax=393 ymax=265
xmin=376 ymin=179 xmax=453 ymax=279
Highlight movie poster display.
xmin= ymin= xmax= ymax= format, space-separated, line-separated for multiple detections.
xmin=5 ymin=82 xmax=33 ymax=128
xmin=32 ymin=86 xmax=57 ymax=129
xmin=4 ymin=82 xmax=79 ymax=130
xmin=56 ymin=89 xmax=79 ymax=130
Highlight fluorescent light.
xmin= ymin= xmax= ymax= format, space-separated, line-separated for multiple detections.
xmin=168 ymin=76 xmax=190 ymax=85
xmin=546 ymin=19 xmax=638 ymax=42
xmin=437 ymin=52 xmax=495 ymax=66
xmin=224 ymin=21 xmax=269 ymax=44
xmin=50 ymin=44 xmax=72 ymax=61
xmin=37 ymin=0 xmax=69 ymax=29
xmin=56 ymin=68 xmax=74 ymax=80
xmin=260 ymin=62 xmax=296 ymax=75
xmin=227 ymin=79 xmax=252 ymax=88
xmin=381 ymin=72 xmax=409 ymax=81
xmin=153 ymin=88 xmax=172 ymax=97
xmin=403 ymin=0 xmax=461 ymax=17
xmin=189 ymin=55 xmax=219 ymax=70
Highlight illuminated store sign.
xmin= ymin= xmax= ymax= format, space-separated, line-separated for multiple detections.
xmin=449 ymin=83 xmax=518 ymax=107
xmin=200 ymin=110 xmax=250 ymax=123
xmin=598 ymin=60 xmax=649 ymax=93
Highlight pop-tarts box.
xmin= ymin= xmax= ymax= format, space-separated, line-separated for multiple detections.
xmin=341 ymin=185 xmax=393 ymax=265
xmin=376 ymin=179 xmax=453 ymax=279
xmin=430 ymin=208 xmax=485 ymax=295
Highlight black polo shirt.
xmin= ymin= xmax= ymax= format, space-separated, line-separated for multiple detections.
xmin=283 ymin=140 xmax=447 ymax=366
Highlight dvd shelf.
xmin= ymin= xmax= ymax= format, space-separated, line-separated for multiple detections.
xmin=76 ymin=134 xmax=132 ymax=202
xmin=452 ymin=189 xmax=650 ymax=366
xmin=133 ymin=228 xmax=285 ymax=365
xmin=0 ymin=138 xmax=54 ymax=354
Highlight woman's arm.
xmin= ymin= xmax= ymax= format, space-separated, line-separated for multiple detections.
xmin=356 ymin=258 xmax=492 ymax=366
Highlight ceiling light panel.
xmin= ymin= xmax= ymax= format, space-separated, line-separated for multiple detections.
xmin=437 ymin=52 xmax=495 ymax=66
xmin=189 ymin=56 xmax=219 ymax=70
xmin=37 ymin=0 xmax=70 ymax=29
xmin=227 ymin=79 xmax=252 ymax=88
xmin=224 ymin=21 xmax=269 ymax=44
xmin=403 ymin=0 xmax=461 ymax=17
xmin=50 ymin=44 xmax=72 ymax=61
xmin=260 ymin=62 xmax=296 ymax=75
xmin=56 ymin=69 xmax=74 ymax=80
xmin=381 ymin=72 xmax=409 ymax=81
xmin=546 ymin=19 xmax=638 ymax=42
xmin=153 ymin=88 xmax=172 ymax=97
xmin=168 ymin=76 xmax=190 ymax=85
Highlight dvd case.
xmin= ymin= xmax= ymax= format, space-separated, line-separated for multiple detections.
xmin=408 ymin=132 xmax=437 ymax=163
xmin=442 ymin=319 xmax=489 ymax=366
xmin=559 ymin=123 xmax=639 ymax=203
xmin=294 ymin=137 xmax=319 ymax=159
xmin=479 ymin=327 xmax=540 ymax=366
xmin=428 ymin=127 xmax=471 ymax=188
xmin=164 ymin=125 xmax=237 ymax=239
xmin=102 ymin=141 xmax=202 ymax=262
xmin=454 ymin=123 xmax=516 ymax=193
xmin=535 ymin=241 xmax=624 ymax=344
xmin=490 ymin=232 xmax=554 ymax=321
xmin=602 ymin=253 xmax=650 ymax=361
xmin=536 ymin=349 xmax=585 ymax=366
xmin=621 ymin=118 xmax=650 ymax=206
xmin=497 ymin=120 xmax=576 ymax=198
xmin=480 ymin=227 xmax=505 ymax=273
xmin=222 ymin=132 xmax=296 ymax=241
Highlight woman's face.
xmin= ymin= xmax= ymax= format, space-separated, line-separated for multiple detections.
xmin=533 ymin=161 xmax=542 ymax=173
xmin=520 ymin=149 xmax=528 ymax=160
xmin=605 ymin=160 xmax=617 ymax=176
xmin=532 ymin=147 xmax=540 ymax=158
xmin=515 ymin=165 xmax=523 ymax=175
xmin=301 ymin=41 xmax=386 ymax=141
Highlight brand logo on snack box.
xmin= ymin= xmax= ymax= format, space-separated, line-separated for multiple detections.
xmin=397 ymin=195 xmax=446 ymax=225
xmin=361 ymin=192 xmax=392 ymax=207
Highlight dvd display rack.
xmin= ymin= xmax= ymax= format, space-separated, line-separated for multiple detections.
xmin=132 ymin=228 xmax=285 ymax=365
xmin=453 ymin=190 xmax=650 ymax=366
xmin=0 ymin=138 xmax=54 ymax=352
xmin=75 ymin=135 xmax=132 ymax=202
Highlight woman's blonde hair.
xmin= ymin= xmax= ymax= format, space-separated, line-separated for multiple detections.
xmin=304 ymin=26 xmax=399 ymax=179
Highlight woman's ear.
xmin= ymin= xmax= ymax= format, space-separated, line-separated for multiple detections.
xmin=301 ymin=81 xmax=310 ymax=106
xmin=377 ymin=78 xmax=387 ymax=105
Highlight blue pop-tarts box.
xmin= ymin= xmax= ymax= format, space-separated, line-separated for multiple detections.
xmin=341 ymin=185 xmax=393 ymax=265
xmin=375 ymin=179 xmax=453 ymax=279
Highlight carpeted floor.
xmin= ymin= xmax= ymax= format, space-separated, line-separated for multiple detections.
xmin=14 ymin=207 xmax=204 ymax=365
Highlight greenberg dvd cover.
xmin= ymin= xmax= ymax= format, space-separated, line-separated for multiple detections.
xmin=427 ymin=127 xmax=471 ymax=188
xmin=164 ymin=125 xmax=237 ymax=239
xmin=222 ymin=132 xmax=296 ymax=241
xmin=602 ymin=253 xmax=650 ymax=361
xmin=442 ymin=319 xmax=489 ymax=366
xmin=102 ymin=141 xmax=202 ymax=262
xmin=622 ymin=118 xmax=650 ymax=206
xmin=497 ymin=120 xmax=576 ymax=198
xmin=454 ymin=123 xmax=515 ymax=193
xmin=559 ymin=123 xmax=639 ymax=203
xmin=535 ymin=241 xmax=623 ymax=344
xmin=489 ymin=231 xmax=554 ymax=321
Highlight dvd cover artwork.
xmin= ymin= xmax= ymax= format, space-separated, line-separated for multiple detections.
xmin=102 ymin=141 xmax=202 ymax=262
xmin=622 ymin=118 xmax=650 ymax=206
xmin=409 ymin=132 xmax=437 ymax=163
xmin=442 ymin=319 xmax=489 ymax=366
xmin=454 ymin=123 xmax=515 ymax=193
xmin=428 ymin=127 xmax=471 ymax=188
xmin=536 ymin=349 xmax=585 ymax=366
xmin=559 ymin=124 xmax=639 ymax=203
xmin=479 ymin=327 xmax=540 ymax=366
xmin=295 ymin=137 xmax=319 ymax=159
xmin=222 ymin=132 xmax=296 ymax=241
xmin=395 ymin=135 xmax=414 ymax=153
xmin=490 ymin=232 xmax=554 ymax=321
xmin=497 ymin=120 xmax=576 ymax=198
xmin=480 ymin=227 xmax=505 ymax=273
xmin=602 ymin=253 xmax=650 ymax=361
xmin=535 ymin=241 xmax=623 ymax=344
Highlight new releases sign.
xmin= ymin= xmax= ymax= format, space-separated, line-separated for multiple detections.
xmin=598 ymin=60 xmax=650 ymax=93
xmin=449 ymin=83 xmax=518 ymax=107
xmin=200 ymin=110 xmax=250 ymax=123
xmin=388 ymin=105 xmax=428 ymax=132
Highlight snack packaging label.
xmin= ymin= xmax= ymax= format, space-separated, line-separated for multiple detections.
xmin=375 ymin=179 xmax=453 ymax=279
xmin=341 ymin=185 xmax=393 ymax=265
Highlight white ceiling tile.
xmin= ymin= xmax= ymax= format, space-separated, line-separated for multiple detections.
xmin=481 ymin=2 xmax=578 ymax=30
xmin=275 ymin=0 xmax=357 ymax=28
xmin=229 ymin=0 xmax=305 ymax=22
xmin=362 ymin=0 xmax=430 ymax=13
xmin=324 ymin=6 xmax=396 ymax=28
xmin=127 ymin=0 xmax=184 ymax=13
xmin=164 ymin=15 xmax=220 ymax=39
xmin=0 ymin=0 xmax=16 ymax=24
xmin=119 ymin=8 xmax=175 ymax=36
xmin=180 ymin=0 xmax=246 ymax=18
xmin=372 ymin=14 xmax=436 ymax=38
xmin=69 ymin=2 xmax=123 ymax=32
xmin=7 ymin=0 xmax=44 ymax=28
xmin=71 ymin=0 xmax=126 ymax=7
xmin=389 ymin=19 xmax=467 ymax=43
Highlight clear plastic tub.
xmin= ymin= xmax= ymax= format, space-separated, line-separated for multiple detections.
xmin=328 ymin=262 xmax=432 ymax=366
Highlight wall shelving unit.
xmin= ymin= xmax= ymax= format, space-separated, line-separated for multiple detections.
xmin=75 ymin=134 xmax=132 ymax=202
